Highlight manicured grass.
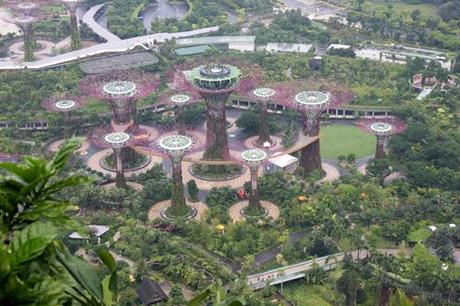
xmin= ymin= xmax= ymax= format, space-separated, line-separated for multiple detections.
xmin=363 ymin=1 xmax=439 ymax=21
xmin=320 ymin=124 xmax=375 ymax=159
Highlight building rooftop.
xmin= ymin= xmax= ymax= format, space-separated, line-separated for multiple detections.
xmin=176 ymin=36 xmax=256 ymax=45
xmin=269 ymin=154 xmax=298 ymax=168
xmin=174 ymin=45 xmax=212 ymax=56
xmin=327 ymin=44 xmax=352 ymax=51
xmin=137 ymin=277 xmax=168 ymax=305
xmin=69 ymin=225 xmax=110 ymax=239
xmin=266 ymin=43 xmax=312 ymax=53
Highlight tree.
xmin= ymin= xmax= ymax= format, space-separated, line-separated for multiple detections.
xmin=337 ymin=269 xmax=361 ymax=306
xmin=187 ymin=179 xmax=199 ymax=202
xmin=187 ymin=279 xmax=244 ymax=306
xmin=0 ymin=139 xmax=118 ymax=305
xmin=366 ymin=158 xmax=397 ymax=185
xmin=410 ymin=9 xmax=421 ymax=23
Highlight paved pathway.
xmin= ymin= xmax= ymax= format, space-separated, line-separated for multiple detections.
xmin=319 ymin=162 xmax=341 ymax=183
xmin=228 ymin=201 xmax=280 ymax=223
xmin=0 ymin=3 xmax=219 ymax=70
xmin=148 ymin=200 xmax=208 ymax=221
xmin=86 ymin=148 xmax=162 ymax=178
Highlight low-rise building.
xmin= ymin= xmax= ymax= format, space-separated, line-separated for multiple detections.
xmin=265 ymin=42 xmax=313 ymax=53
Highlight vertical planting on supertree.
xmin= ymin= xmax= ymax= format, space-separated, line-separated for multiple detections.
xmin=62 ymin=0 xmax=83 ymax=50
xmin=104 ymin=132 xmax=131 ymax=189
xmin=159 ymin=135 xmax=193 ymax=218
xmin=356 ymin=117 xmax=407 ymax=160
xmin=251 ymin=87 xmax=276 ymax=147
xmin=240 ymin=149 xmax=267 ymax=216
xmin=13 ymin=16 xmax=36 ymax=62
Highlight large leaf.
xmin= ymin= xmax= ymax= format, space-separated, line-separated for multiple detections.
xmin=98 ymin=249 xmax=118 ymax=301
xmin=187 ymin=288 xmax=212 ymax=306
xmin=56 ymin=251 xmax=104 ymax=303
xmin=9 ymin=222 xmax=58 ymax=267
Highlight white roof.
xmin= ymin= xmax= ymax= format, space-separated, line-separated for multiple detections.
xmin=69 ymin=225 xmax=110 ymax=240
xmin=327 ymin=44 xmax=351 ymax=51
xmin=177 ymin=36 xmax=256 ymax=45
xmin=428 ymin=225 xmax=437 ymax=232
xmin=269 ymin=154 xmax=298 ymax=168
xmin=266 ymin=43 xmax=312 ymax=53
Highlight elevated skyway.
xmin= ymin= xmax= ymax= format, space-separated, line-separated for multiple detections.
xmin=0 ymin=4 xmax=218 ymax=71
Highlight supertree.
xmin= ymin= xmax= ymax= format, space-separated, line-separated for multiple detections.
xmin=6 ymin=2 xmax=45 ymax=62
xmin=158 ymin=91 xmax=202 ymax=136
xmin=61 ymin=0 xmax=84 ymax=50
xmin=239 ymin=149 xmax=267 ymax=216
xmin=41 ymin=94 xmax=87 ymax=137
xmin=275 ymin=80 xmax=353 ymax=176
xmin=102 ymin=132 xmax=131 ymax=189
xmin=356 ymin=117 xmax=407 ymax=159
xmin=167 ymin=61 xmax=262 ymax=174
xmin=79 ymin=70 xmax=160 ymax=132
xmin=158 ymin=135 xmax=194 ymax=218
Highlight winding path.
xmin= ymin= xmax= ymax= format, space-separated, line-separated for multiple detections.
xmin=0 ymin=3 xmax=219 ymax=70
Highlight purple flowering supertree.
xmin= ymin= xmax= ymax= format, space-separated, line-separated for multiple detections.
xmin=356 ymin=117 xmax=407 ymax=159
xmin=90 ymin=127 xmax=147 ymax=188
xmin=79 ymin=70 xmax=160 ymax=132
xmin=136 ymin=130 xmax=205 ymax=219
xmin=157 ymin=91 xmax=202 ymax=136
xmin=42 ymin=94 xmax=87 ymax=137
xmin=167 ymin=61 xmax=262 ymax=174
xmin=6 ymin=2 xmax=45 ymax=62
xmin=237 ymin=84 xmax=288 ymax=147
xmin=276 ymin=80 xmax=353 ymax=176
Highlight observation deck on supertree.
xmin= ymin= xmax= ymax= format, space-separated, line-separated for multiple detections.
xmin=41 ymin=94 xmax=87 ymax=137
xmin=61 ymin=0 xmax=84 ymax=50
xmin=356 ymin=117 xmax=407 ymax=159
xmin=167 ymin=61 xmax=262 ymax=165
xmin=79 ymin=70 xmax=160 ymax=133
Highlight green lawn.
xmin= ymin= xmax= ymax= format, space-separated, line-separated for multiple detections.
xmin=320 ymin=124 xmax=375 ymax=159
xmin=363 ymin=1 xmax=439 ymax=21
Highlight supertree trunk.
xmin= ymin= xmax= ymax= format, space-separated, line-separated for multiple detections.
xmin=247 ymin=167 xmax=263 ymax=214
xmin=168 ymin=158 xmax=189 ymax=217
xmin=299 ymin=117 xmax=323 ymax=175
xmin=114 ymin=148 xmax=127 ymax=189
xmin=23 ymin=27 xmax=36 ymax=62
xmin=257 ymin=102 xmax=272 ymax=146
xmin=202 ymin=91 xmax=230 ymax=160
xmin=69 ymin=11 xmax=82 ymax=50
xmin=375 ymin=135 xmax=386 ymax=159
xmin=176 ymin=105 xmax=186 ymax=136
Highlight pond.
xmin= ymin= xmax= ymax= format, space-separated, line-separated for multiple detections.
xmin=141 ymin=0 xmax=189 ymax=31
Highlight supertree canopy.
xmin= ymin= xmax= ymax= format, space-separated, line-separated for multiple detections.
xmin=159 ymin=135 xmax=193 ymax=218
xmin=61 ymin=0 xmax=84 ymax=50
xmin=79 ymin=70 xmax=160 ymax=131
xmin=356 ymin=117 xmax=407 ymax=159
xmin=239 ymin=149 xmax=267 ymax=216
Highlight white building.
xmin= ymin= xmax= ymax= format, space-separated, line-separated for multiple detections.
xmin=176 ymin=36 xmax=256 ymax=52
xmin=265 ymin=43 xmax=313 ymax=53
xmin=268 ymin=154 xmax=298 ymax=173
xmin=327 ymin=44 xmax=352 ymax=52
xmin=69 ymin=225 xmax=110 ymax=244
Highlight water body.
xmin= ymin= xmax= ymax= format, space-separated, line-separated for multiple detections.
xmin=141 ymin=0 xmax=189 ymax=31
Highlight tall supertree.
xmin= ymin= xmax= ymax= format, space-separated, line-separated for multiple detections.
xmin=7 ymin=2 xmax=44 ymax=62
xmin=42 ymin=94 xmax=86 ymax=138
xmin=61 ymin=0 xmax=84 ymax=50
xmin=167 ymin=61 xmax=262 ymax=174
xmin=356 ymin=117 xmax=407 ymax=159
xmin=276 ymin=80 xmax=353 ymax=176
xmin=103 ymin=132 xmax=131 ymax=189
xmin=239 ymin=149 xmax=267 ymax=216
xmin=158 ymin=91 xmax=201 ymax=136
xmin=159 ymin=135 xmax=193 ymax=218
xmin=79 ymin=70 xmax=160 ymax=132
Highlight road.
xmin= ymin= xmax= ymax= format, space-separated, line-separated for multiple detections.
xmin=0 ymin=3 xmax=218 ymax=70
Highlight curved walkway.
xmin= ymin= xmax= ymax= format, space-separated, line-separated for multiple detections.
xmin=319 ymin=162 xmax=341 ymax=183
xmin=0 ymin=3 xmax=219 ymax=70
xmin=86 ymin=148 xmax=162 ymax=178
xmin=148 ymin=200 xmax=208 ymax=221
xmin=228 ymin=201 xmax=280 ymax=223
